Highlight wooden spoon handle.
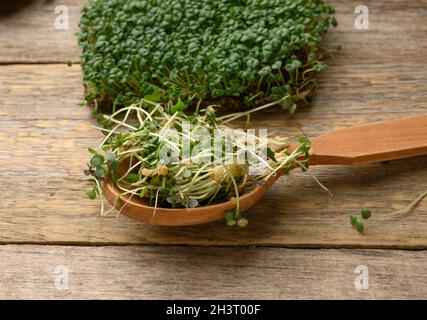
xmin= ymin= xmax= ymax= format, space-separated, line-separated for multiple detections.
xmin=309 ymin=115 xmax=427 ymax=165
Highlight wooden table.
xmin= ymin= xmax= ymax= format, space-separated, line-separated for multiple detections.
xmin=0 ymin=0 xmax=426 ymax=299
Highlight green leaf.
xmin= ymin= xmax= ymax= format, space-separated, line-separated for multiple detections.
xmin=95 ymin=166 xmax=106 ymax=178
xmin=144 ymin=89 xmax=163 ymax=103
xmin=226 ymin=219 xmax=237 ymax=226
xmin=125 ymin=173 xmax=140 ymax=183
xmin=307 ymin=53 xmax=317 ymax=62
xmin=289 ymin=102 xmax=297 ymax=114
xmin=86 ymin=188 xmax=96 ymax=199
xmin=139 ymin=188 xmax=148 ymax=198
xmin=271 ymin=61 xmax=282 ymax=70
xmin=224 ymin=211 xmax=235 ymax=221
xmin=361 ymin=209 xmax=372 ymax=220
xmin=108 ymin=160 xmax=120 ymax=171
xmin=313 ymin=62 xmax=327 ymax=72
xmin=170 ymin=101 xmax=187 ymax=113
xmin=90 ymin=154 xmax=104 ymax=167
xmin=350 ymin=215 xmax=358 ymax=226
xmin=237 ymin=218 xmax=248 ymax=228
xmin=150 ymin=177 xmax=160 ymax=186
xmin=111 ymin=174 xmax=118 ymax=184
xmin=88 ymin=147 xmax=99 ymax=155
xmin=298 ymin=136 xmax=311 ymax=148
xmin=106 ymin=152 xmax=116 ymax=162
xmin=331 ymin=17 xmax=338 ymax=27
xmin=96 ymin=113 xmax=106 ymax=125
xmin=280 ymin=100 xmax=292 ymax=110
xmin=267 ymin=147 xmax=277 ymax=162
xmin=355 ymin=219 xmax=364 ymax=233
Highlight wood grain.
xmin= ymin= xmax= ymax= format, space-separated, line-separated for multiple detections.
xmin=0 ymin=0 xmax=427 ymax=299
xmin=309 ymin=115 xmax=427 ymax=165
xmin=323 ymin=0 xmax=427 ymax=62
xmin=0 ymin=64 xmax=426 ymax=248
xmin=0 ymin=245 xmax=426 ymax=299
xmin=0 ymin=0 xmax=83 ymax=64
xmin=1 ymin=0 xmax=427 ymax=64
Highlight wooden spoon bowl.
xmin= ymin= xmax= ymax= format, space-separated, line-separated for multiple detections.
xmin=104 ymin=115 xmax=427 ymax=226
xmin=103 ymin=173 xmax=280 ymax=226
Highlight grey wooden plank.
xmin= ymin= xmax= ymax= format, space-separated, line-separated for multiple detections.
xmin=0 ymin=245 xmax=426 ymax=299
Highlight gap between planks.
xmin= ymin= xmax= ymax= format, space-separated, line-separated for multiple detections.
xmin=1 ymin=241 xmax=427 ymax=251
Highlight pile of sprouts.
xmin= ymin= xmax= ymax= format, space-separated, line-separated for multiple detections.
xmin=85 ymin=99 xmax=311 ymax=226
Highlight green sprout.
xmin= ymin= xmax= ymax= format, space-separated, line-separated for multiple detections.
xmin=350 ymin=208 xmax=372 ymax=234
xmin=350 ymin=190 xmax=427 ymax=234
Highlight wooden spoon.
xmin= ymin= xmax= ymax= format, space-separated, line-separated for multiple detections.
xmin=103 ymin=115 xmax=427 ymax=226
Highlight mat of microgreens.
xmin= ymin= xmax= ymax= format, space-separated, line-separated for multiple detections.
xmin=78 ymin=0 xmax=338 ymax=112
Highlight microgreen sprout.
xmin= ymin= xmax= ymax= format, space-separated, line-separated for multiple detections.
xmin=350 ymin=209 xmax=372 ymax=234
xmin=350 ymin=190 xmax=427 ymax=234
